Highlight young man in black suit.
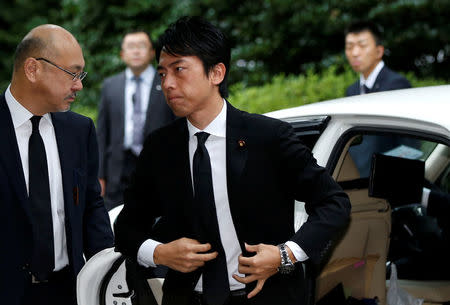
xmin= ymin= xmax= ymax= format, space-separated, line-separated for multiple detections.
xmin=0 ymin=25 xmax=114 ymax=305
xmin=115 ymin=17 xmax=351 ymax=305
xmin=345 ymin=21 xmax=411 ymax=96
xmin=97 ymin=30 xmax=175 ymax=210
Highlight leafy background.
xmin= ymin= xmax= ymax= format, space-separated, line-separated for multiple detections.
xmin=1 ymin=0 xmax=448 ymax=119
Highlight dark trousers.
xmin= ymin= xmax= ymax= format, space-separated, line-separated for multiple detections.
xmin=23 ymin=266 xmax=77 ymax=305
xmin=188 ymin=289 xmax=249 ymax=305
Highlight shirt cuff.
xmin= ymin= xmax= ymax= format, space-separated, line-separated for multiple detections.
xmin=422 ymin=187 xmax=431 ymax=209
xmin=285 ymin=241 xmax=309 ymax=262
xmin=137 ymin=239 xmax=162 ymax=268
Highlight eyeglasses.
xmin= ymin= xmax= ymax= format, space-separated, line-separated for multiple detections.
xmin=35 ymin=57 xmax=87 ymax=81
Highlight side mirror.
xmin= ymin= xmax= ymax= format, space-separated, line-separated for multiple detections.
xmin=369 ymin=153 xmax=424 ymax=204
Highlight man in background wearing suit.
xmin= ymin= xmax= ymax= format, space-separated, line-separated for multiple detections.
xmin=345 ymin=21 xmax=411 ymax=96
xmin=345 ymin=21 xmax=415 ymax=176
xmin=0 ymin=24 xmax=114 ymax=305
xmin=97 ymin=30 xmax=175 ymax=210
xmin=115 ymin=16 xmax=351 ymax=305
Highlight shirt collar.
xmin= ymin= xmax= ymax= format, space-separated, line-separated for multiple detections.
xmin=187 ymin=99 xmax=227 ymax=139
xmin=360 ymin=60 xmax=384 ymax=88
xmin=5 ymin=84 xmax=52 ymax=129
xmin=125 ymin=65 xmax=155 ymax=84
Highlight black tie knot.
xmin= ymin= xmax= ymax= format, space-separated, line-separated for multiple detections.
xmin=362 ymin=84 xmax=371 ymax=94
xmin=195 ymin=132 xmax=210 ymax=146
xmin=30 ymin=116 xmax=42 ymax=132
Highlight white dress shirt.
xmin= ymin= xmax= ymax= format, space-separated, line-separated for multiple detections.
xmin=360 ymin=60 xmax=385 ymax=93
xmin=5 ymin=85 xmax=69 ymax=271
xmin=124 ymin=65 xmax=155 ymax=150
xmin=137 ymin=100 xmax=308 ymax=291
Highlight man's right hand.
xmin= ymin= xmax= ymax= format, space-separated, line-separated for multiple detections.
xmin=153 ymin=237 xmax=218 ymax=273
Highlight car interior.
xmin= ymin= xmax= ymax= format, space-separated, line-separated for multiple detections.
xmin=318 ymin=131 xmax=450 ymax=305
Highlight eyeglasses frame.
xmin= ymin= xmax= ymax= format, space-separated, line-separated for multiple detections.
xmin=34 ymin=57 xmax=87 ymax=81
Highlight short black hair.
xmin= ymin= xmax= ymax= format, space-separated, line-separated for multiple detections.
xmin=156 ymin=16 xmax=231 ymax=98
xmin=13 ymin=36 xmax=47 ymax=72
xmin=121 ymin=30 xmax=154 ymax=48
xmin=345 ymin=21 xmax=383 ymax=46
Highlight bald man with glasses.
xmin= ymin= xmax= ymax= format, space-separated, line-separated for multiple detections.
xmin=0 ymin=24 xmax=113 ymax=305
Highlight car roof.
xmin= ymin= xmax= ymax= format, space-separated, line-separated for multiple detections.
xmin=266 ymin=85 xmax=450 ymax=132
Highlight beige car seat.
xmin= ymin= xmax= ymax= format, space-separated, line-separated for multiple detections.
xmin=316 ymin=140 xmax=391 ymax=305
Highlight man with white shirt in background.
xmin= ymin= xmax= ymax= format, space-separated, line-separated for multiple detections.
xmin=97 ymin=30 xmax=175 ymax=211
xmin=345 ymin=20 xmax=411 ymax=96
xmin=345 ymin=21 xmax=415 ymax=177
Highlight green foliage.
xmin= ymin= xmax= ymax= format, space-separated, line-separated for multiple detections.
xmin=229 ymin=65 xmax=447 ymax=114
xmin=1 ymin=0 xmax=449 ymax=111
xmin=229 ymin=65 xmax=354 ymax=114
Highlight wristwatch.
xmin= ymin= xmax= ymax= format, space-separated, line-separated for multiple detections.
xmin=277 ymin=243 xmax=296 ymax=274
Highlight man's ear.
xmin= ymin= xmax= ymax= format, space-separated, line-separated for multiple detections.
xmin=23 ymin=58 xmax=38 ymax=82
xmin=210 ymin=63 xmax=226 ymax=85
xmin=376 ymin=45 xmax=385 ymax=60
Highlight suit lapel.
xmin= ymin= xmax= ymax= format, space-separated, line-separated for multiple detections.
xmin=226 ymin=102 xmax=248 ymax=187
xmin=143 ymin=73 xmax=163 ymax=135
xmin=225 ymin=103 xmax=248 ymax=247
xmin=51 ymin=112 xmax=75 ymax=223
xmin=116 ymin=72 xmax=126 ymax=142
xmin=169 ymin=119 xmax=198 ymax=231
xmin=372 ymin=66 xmax=387 ymax=93
xmin=0 ymin=94 xmax=31 ymax=220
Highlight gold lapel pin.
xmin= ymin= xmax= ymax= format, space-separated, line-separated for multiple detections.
xmin=238 ymin=140 xmax=246 ymax=148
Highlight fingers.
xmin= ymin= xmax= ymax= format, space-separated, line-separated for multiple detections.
xmin=238 ymin=254 xmax=253 ymax=267
xmin=232 ymin=273 xmax=257 ymax=284
xmin=232 ymin=275 xmax=266 ymax=299
xmin=190 ymin=241 xmax=213 ymax=254
xmin=195 ymin=251 xmax=218 ymax=262
xmin=244 ymin=242 xmax=259 ymax=253
xmin=247 ymin=279 xmax=266 ymax=298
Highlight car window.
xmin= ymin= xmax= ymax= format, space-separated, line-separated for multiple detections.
xmin=288 ymin=115 xmax=330 ymax=150
xmin=348 ymin=134 xmax=436 ymax=178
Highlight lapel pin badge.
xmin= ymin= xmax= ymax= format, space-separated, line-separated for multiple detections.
xmin=238 ymin=139 xmax=246 ymax=148
xmin=156 ymin=85 xmax=162 ymax=91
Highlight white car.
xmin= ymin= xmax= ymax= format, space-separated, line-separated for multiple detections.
xmin=78 ymin=85 xmax=450 ymax=305
xmin=267 ymin=84 xmax=450 ymax=305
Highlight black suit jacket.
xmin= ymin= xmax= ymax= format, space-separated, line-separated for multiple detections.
xmin=0 ymin=94 xmax=114 ymax=304
xmin=97 ymin=70 xmax=175 ymax=209
xmin=115 ymin=102 xmax=351 ymax=305
xmin=346 ymin=65 xmax=411 ymax=96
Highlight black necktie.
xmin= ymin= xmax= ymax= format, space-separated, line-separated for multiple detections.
xmin=361 ymin=84 xmax=371 ymax=94
xmin=193 ymin=132 xmax=229 ymax=305
xmin=29 ymin=116 xmax=55 ymax=281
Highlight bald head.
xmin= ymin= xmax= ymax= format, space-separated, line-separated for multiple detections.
xmin=13 ymin=24 xmax=80 ymax=72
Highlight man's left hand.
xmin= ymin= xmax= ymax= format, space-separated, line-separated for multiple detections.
xmin=232 ymin=243 xmax=280 ymax=298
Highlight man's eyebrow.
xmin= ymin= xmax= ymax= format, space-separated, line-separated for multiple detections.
xmin=157 ymin=59 xmax=186 ymax=70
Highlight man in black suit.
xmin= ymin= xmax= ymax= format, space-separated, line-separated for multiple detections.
xmin=97 ymin=30 xmax=175 ymax=210
xmin=115 ymin=17 xmax=351 ymax=305
xmin=345 ymin=21 xmax=411 ymax=96
xmin=0 ymin=24 xmax=114 ymax=305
